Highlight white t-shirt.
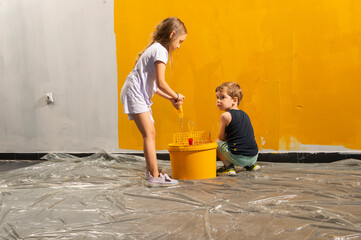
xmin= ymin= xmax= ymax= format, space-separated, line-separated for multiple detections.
xmin=121 ymin=42 xmax=168 ymax=116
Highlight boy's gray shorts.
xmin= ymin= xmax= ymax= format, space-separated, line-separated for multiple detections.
xmin=217 ymin=141 xmax=258 ymax=167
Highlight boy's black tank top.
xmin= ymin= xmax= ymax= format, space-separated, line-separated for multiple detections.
xmin=225 ymin=109 xmax=258 ymax=156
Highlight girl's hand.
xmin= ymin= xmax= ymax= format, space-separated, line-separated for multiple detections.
xmin=176 ymin=93 xmax=185 ymax=102
xmin=172 ymin=99 xmax=183 ymax=110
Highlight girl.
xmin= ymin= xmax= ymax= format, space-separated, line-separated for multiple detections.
xmin=120 ymin=17 xmax=187 ymax=186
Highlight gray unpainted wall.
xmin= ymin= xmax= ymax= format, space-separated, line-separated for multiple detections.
xmin=0 ymin=0 xmax=121 ymax=153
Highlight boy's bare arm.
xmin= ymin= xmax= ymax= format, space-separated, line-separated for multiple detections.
xmin=217 ymin=112 xmax=231 ymax=142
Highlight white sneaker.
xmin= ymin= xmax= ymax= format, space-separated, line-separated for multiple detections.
xmin=145 ymin=171 xmax=151 ymax=179
xmin=147 ymin=172 xmax=179 ymax=187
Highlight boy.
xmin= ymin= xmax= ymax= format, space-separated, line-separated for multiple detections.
xmin=215 ymin=82 xmax=260 ymax=176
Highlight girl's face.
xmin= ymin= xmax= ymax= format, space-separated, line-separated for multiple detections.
xmin=169 ymin=33 xmax=187 ymax=52
xmin=216 ymin=89 xmax=238 ymax=111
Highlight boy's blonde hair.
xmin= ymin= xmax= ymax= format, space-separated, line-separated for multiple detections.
xmin=215 ymin=82 xmax=243 ymax=106
xmin=137 ymin=17 xmax=187 ymax=61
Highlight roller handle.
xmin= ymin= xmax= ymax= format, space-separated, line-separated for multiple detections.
xmin=178 ymin=105 xmax=183 ymax=119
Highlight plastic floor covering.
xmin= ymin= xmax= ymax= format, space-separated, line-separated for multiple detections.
xmin=0 ymin=152 xmax=360 ymax=239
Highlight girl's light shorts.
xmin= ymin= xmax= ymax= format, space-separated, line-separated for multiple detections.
xmin=120 ymin=77 xmax=154 ymax=123
xmin=126 ymin=108 xmax=154 ymax=123
xmin=217 ymin=141 xmax=258 ymax=167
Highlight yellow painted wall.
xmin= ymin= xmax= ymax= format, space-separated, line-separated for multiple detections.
xmin=115 ymin=0 xmax=361 ymax=151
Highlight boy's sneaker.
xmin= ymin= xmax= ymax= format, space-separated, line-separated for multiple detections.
xmin=217 ymin=164 xmax=236 ymax=176
xmin=147 ymin=172 xmax=179 ymax=187
xmin=244 ymin=164 xmax=260 ymax=171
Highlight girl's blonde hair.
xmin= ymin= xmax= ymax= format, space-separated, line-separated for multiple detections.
xmin=137 ymin=17 xmax=187 ymax=61
xmin=215 ymin=82 xmax=243 ymax=106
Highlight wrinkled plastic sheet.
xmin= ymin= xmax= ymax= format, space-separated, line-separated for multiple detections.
xmin=0 ymin=152 xmax=360 ymax=239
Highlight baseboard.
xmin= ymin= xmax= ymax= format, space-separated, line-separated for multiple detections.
xmin=1 ymin=152 xmax=361 ymax=163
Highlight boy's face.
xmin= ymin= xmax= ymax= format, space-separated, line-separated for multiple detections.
xmin=216 ymin=89 xmax=237 ymax=111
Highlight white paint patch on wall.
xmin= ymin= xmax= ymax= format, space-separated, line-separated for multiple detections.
xmin=0 ymin=0 xmax=119 ymax=153
xmin=265 ymin=136 xmax=361 ymax=153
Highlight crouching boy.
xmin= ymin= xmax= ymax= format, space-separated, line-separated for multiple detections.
xmin=215 ymin=82 xmax=260 ymax=176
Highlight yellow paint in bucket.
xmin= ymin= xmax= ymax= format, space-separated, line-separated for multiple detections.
xmin=168 ymin=142 xmax=218 ymax=180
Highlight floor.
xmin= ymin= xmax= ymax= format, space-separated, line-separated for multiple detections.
xmin=0 ymin=152 xmax=360 ymax=239
xmin=0 ymin=160 xmax=43 ymax=173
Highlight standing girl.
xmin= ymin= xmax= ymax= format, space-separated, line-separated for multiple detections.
xmin=120 ymin=17 xmax=187 ymax=186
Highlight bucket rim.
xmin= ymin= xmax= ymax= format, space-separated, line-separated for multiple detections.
xmin=168 ymin=142 xmax=218 ymax=152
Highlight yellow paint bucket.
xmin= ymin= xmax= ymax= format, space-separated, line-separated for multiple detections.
xmin=168 ymin=142 xmax=218 ymax=180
